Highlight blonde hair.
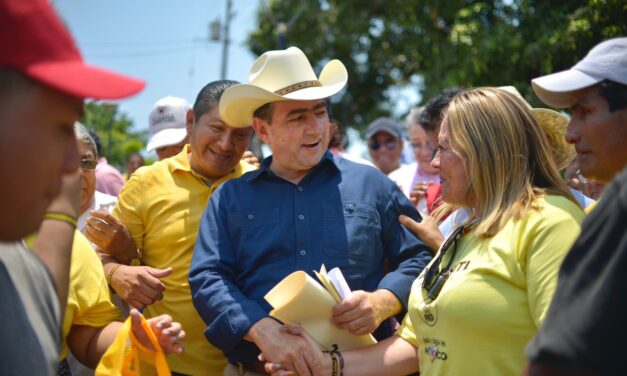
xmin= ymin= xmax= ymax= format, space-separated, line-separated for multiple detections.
xmin=439 ymin=87 xmax=577 ymax=237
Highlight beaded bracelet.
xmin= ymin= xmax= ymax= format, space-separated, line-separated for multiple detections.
xmin=330 ymin=351 xmax=339 ymax=376
xmin=44 ymin=211 xmax=77 ymax=228
xmin=330 ymin=347 xmax=344 ymax=376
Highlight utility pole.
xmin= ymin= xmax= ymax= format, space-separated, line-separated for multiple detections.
xmin=221 ymin=0 xmax=232 ymax=79
xmin=209 ymin=0 xmax=234 ymax=79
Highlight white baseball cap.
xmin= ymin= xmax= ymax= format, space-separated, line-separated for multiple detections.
xmin=532 ymin=37 xmax=627 ymax=108
xmin=146 ymin=96 xmax=191 ymax=152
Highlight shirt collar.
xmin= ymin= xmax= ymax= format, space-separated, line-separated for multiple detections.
xmin=168 ymin=144 xmax=193 ymax=173
xmin=169 ymin=144 xmax=253 ymax=187
xmin=244 ymin=150 xmax=338 ymax=182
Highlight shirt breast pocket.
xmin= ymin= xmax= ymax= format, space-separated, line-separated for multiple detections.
xmin=322 ymin=201 xmax=381 ymax=262
xmin=228 ymin=208 xmax=281 ymax=260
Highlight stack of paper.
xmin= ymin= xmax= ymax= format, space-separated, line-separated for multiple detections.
xmin=264 ymin=265 xmax=377 ymax=351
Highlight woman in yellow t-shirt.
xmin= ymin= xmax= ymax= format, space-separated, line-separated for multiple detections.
xmin=266 ymin=87 xmax=585 ymax=376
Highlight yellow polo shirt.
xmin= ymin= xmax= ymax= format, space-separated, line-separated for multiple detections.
xmin=113 ymin=145 xmax=256 ymax=375
xmin=397 ymin=195 xmax=584 ymax=376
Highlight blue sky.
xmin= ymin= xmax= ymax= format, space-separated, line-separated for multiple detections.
xmin=53 ymin=0 xmax=419 ymax=159
xmin=54 ymin=0 xmax=259 ymax=132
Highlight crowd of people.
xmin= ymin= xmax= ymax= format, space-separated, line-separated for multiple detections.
xmin=1 ymin=0 xmax=626 ymax=375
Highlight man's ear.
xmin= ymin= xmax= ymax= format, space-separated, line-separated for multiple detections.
xmin=252 ymin=117 xmax=270 ymax=145
xmin=186 ymin=108 xmax=195 ymax=136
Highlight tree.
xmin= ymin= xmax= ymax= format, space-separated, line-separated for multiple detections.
xmin=80 ymin=102 xmax=147 ymax=168
xmin=247 ymin=0 xmax=626 ymax=129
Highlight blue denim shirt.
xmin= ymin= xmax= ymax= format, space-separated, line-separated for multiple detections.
xmin=190 ymin=152 xmax=432 ymax=364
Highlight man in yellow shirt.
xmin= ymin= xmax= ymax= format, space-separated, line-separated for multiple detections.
xmin=85 ymin=80 xmax=256 ymax=375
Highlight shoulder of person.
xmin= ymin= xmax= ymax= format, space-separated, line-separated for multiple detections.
xmin=388 ymin=162 xmax=417 ymax=179
xmin=535 ymin=194 xmax=586 ymax=225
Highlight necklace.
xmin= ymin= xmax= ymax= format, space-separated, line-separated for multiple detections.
xmin=189 ymin=168 xmax=217 ymax=188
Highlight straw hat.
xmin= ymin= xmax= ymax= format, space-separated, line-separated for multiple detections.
xmin=499 ymin=86 xmax=576 ymax=171
xmin=219 ymin=46 xmax=348 ymax=127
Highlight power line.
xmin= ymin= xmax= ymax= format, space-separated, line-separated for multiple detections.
xmin=81 ymin=37 xmax=205 ymax=47
xmin=85 ymin=41 xmax=217 ymax=59
xmin=85 ymin=43 xmax=216 ymax=59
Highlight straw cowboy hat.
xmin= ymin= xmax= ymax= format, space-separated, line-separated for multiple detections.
xmin=219 ymin=46 xmax=348 ymax=127
xmin=499 ymin=86 xmax=576 ymax=171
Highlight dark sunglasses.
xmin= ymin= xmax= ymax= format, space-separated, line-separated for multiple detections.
xmin=368 ymin=140 xmax=398 ymax=151
xmin=80 ymin=158 xmax=98 ymax=171
xmin=422 ymin=222 xmax=474 ymax=300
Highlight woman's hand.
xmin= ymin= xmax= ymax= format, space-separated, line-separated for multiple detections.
xmin=130 ymin=309 xmax=185 ymax=355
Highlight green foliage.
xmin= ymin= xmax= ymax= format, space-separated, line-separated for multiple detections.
xmin=247 ymin=0 xmax=626 ymax=128
xmin=80 ymin=102 xmax=147 ymax=168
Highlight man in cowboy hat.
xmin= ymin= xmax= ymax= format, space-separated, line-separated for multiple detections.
xmin=525 ymin=37 xmax=627 ymax=375
xmin=190 ymin=46 xmax=432 ymax=376
xmin=0 ymin=0 xmax=143 ymax=374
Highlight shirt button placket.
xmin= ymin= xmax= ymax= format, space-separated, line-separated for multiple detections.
xmin=294 ymin=185 xmax=308 ymax=267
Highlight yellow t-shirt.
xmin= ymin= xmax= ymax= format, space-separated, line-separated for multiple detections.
xmin=397 ymin=195 xmax=584 ymax=376
xmin=113 ymin=145 xmax=256 ymax=375
xmin=62 ymin=231 xmax=121 ymax=360
xmin=24 ymin=231 xmax=121 ymax=361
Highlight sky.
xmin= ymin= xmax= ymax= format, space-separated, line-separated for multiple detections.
xmin=54 ymin=0 xmax=260 ymax=133
xmin=53 ymin=0 xmax=416 ymax=159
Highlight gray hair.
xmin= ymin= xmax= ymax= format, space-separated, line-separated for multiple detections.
xmin=405 ymin=106 xmax=424 ymax=131
xmin=74 ymin=122 xmax=98 ymax=158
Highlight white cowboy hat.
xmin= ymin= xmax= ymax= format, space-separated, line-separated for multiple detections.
xmin=499 ymin=86 xmax=576 ymax=171
xmin=219 ymin=46 xmax=348 ymax=127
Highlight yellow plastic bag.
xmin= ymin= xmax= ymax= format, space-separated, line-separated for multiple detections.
xmin=96 ymin=314 xmax=170 ymax=376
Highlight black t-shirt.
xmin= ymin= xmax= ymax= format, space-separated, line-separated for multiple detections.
xmin=526 ymin=167 xmax=627 ymax=374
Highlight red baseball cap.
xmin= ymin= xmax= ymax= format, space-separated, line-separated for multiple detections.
xmin=0 ymin=0 xmax=145 ymax=99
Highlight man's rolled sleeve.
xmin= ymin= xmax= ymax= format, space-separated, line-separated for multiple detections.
xmin=189 ymin=189 xmax=267 ymax=353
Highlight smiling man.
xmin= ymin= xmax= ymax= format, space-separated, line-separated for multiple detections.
xmin=189 ymin=47 xmax=432 ymax=376
xmin=86 ymin=80 xmax=256 ymax=375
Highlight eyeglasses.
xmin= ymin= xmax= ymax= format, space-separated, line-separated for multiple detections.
xmin=422 ymin=222 xmax=473 ymax=300
xmin=368 ymin=141 xmax=398 ymax=151
xmin=80 ymin=158 xmax=97 ymax=171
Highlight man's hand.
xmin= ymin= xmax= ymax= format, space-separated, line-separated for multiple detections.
xmin=35 ymin=170 xmax=82 ymax=320
xmin=331 ymin=289 xmax=402 ymax=336
xmin=246 ymin=318 xmax=321 ymax=376
xmin=262 ymin=325 xmax=330 ymax=376
xmin=131 ymin=309 xmax=185 ymax=355
xmin=110 ymin=265 xmax=172 ymax=310
xmin=399 ymin=214 xmax=443 ymax=252
xmin=85 ymin=211 xmax=138 ymax=264
xmin=242 ymin=150 xmax=260 ymax=167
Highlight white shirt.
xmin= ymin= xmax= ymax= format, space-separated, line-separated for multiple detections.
xmin=77 ymin=191 xmax=117 ymax=231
